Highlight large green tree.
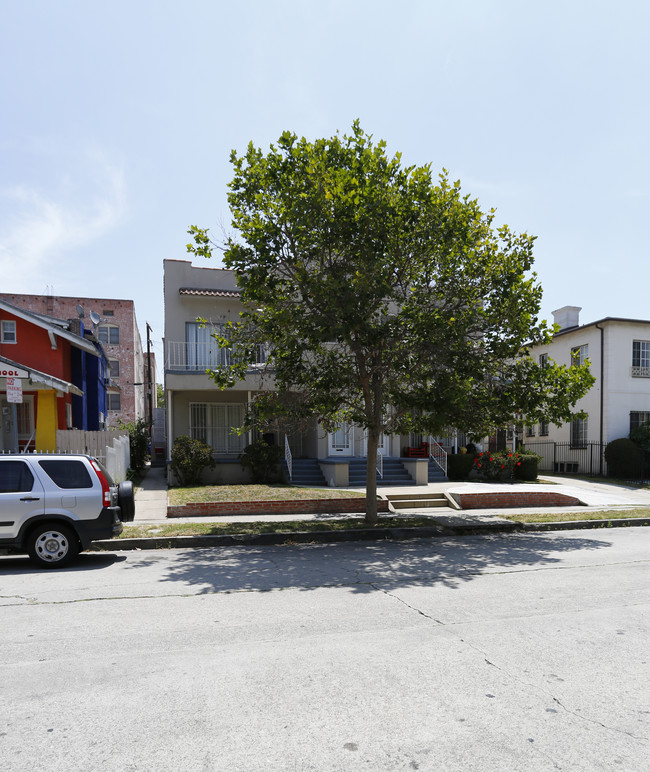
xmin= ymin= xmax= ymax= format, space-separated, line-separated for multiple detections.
xmin=189 ymin=123 xmax=593 ymax=524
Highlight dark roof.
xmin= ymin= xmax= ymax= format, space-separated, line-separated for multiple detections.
xmin=179 ymin=287 xmax=241 ymax=298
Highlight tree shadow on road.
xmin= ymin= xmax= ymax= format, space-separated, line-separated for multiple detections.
xmin=122 ymin=531 xmax=614 ymax=594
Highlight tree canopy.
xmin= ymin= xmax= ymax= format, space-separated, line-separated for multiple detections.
xmin=188 ymin=122 xmax=594 ymax=523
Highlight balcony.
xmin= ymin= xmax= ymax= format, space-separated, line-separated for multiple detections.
xmin=165 ymin=341 xmax=268 ymax=372
xmin=631 ymin=366 xmax=650 ymax=378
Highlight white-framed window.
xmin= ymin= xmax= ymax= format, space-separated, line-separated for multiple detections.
xmin=632 ymin=340 xmax=650 ymax=376
xmin=630 ymin=411 xmax=650 ymax=433
xmin=570 ymin=416 xmax=588 ymax=448
xmin=1 ymin=319 xmax=17 ymax=343
xmin=538 ymin=421 xmax=549 ymax=436
xmin=98 ymin=325 xmax=120 ymax=345
xmin=571 ymin=344 xmax=588 ymax=367
xmin=189 ymin=402 xmax=246 ymax=454
xmin=108 ymin=359 xmax=120 ymax=378
xmin=108 ymin=392 xmax=121 ymax=411
xmin=526 ymin=424 xmax=536 ymax=437
xmin=538 ymin=353 xmax=548 ymax=367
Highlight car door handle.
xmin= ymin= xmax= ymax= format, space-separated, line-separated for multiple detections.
xmin=20 ymin=496 xmax=41 ymax=501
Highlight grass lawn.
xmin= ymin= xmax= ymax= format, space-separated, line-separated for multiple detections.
xmin=118 ymin=507 xmax=650 ymax=538
xmin=500 ymin=507 xmax=650 ymax=524
xmin=120 ymin=516 xmax=437 ymax=539
xmin=167 ymin=484 xmax=367 ymax=505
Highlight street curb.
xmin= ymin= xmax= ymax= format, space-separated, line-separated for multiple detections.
xmin=522 ymin=517 xmax=650 ymax=532
xmin=88 ymin=515 xmax=650 ymax=552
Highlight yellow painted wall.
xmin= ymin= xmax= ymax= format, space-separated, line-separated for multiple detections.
xmin=35 ymin=390 xmax=57 ymax=451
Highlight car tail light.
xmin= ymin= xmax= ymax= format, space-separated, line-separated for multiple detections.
xmin=90 ymin=459 xmax=112 ymax=507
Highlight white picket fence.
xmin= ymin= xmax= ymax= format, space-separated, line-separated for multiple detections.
xmin=56 ymin=429 xmax=130 ymax=482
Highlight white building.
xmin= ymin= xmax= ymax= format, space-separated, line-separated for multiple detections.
xmin=525 ymin=305 xmax=650 ymax=473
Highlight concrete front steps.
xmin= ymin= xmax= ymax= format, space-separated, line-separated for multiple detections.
xmin=348 ymin=458 xmax=414 ymax=487
xmin=428 ymin=458 xmax=447 ymax=482
xmin=387 ymin=492 xmax=452 ymax=511
xmin=289 ymin=458 xmax=328 ymax=487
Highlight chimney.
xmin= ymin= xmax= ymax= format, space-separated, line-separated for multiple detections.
xmin=552 ymin=306 xmax=581 ymax=331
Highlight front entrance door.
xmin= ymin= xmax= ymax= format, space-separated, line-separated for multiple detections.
xmin=328 ymin=423 xmax=352 ymax=456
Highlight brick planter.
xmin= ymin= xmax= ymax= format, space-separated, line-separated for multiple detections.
xmin=451 ymin=491 xmax=583 ymax=510
xmin=167 ymin=498 xmax=390 ymax=518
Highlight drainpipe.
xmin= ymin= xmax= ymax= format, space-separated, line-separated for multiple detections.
xmin=595 ymin=323 xmax=604 ymax=475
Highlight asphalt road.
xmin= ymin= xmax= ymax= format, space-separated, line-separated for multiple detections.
xmin=1 ymin=528 xmax=649 ymax=771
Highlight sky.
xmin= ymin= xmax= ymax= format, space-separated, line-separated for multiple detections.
xmin=1 ymin=0 xmax=648 ymax=379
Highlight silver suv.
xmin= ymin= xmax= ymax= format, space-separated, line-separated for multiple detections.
xmin=0 ymin=454 xmax=135 ymax=568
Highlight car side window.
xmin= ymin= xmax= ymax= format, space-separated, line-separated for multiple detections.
xmin=38 ymin=460 xmax=93 ymax=489
xmin=0 ymin=460 xmax=35 ymax=493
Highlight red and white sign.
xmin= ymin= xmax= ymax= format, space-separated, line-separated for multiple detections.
xmin=6 ymin=377 xmax=23 ymax=403
xmin=0 ymin=366 xmax=29 ymax=378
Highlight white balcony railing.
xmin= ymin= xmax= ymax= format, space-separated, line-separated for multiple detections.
xmin=166 ymin=341 xmax=268 ymax=372
xmin=631 ymin=366 xmax=650 ymax=378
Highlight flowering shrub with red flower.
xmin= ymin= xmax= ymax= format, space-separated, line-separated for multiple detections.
xmin=473 ymin=450 xmax=523 ymax=481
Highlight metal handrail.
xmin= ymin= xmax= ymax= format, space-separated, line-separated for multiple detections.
xmin=284 ymin=434 xmax=293 ymax=481
xmin=376 ymin=451 xmax=383 ymax=479
xmin=428 ymin=436 xmax=448 ymax=475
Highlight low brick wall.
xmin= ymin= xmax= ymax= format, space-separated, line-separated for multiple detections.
xmin=167 ymin=498 xmax=390 ymax=518
xmin=451 ymin=491 xmax=583 ymax=510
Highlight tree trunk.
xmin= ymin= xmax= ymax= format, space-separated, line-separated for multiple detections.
xmin=365 ymin=429 xmax=380 ymax=526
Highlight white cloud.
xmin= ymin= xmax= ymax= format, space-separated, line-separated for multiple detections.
xmin=0 ymin=152 xmax=127 ymax=291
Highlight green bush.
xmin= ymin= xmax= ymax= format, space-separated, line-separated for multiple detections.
xmin=514 ymin=452 xmax=541 ymax=481
xmin=170 ymin=435 xmax=216 ymax=486
xmin=240 ymin=439 xmax=283 ymax=483
xmin=447 ymin=453 xmax=475 ymax=481
xmin=604 ymin=438 xmax=644 ymax=479
xmin=630 ymin=421 xmax=650 ymax=451
xmin=119 ymin=418 xmax=151 ymax=474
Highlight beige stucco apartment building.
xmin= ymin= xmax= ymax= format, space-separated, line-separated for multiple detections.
xmin=163 ymin=259 xmax=445 ymax=486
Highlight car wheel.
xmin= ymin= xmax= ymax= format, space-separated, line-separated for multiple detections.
xmin=117 ymin=481 xmax=135 ymax=522
xmin=27 ymin=524 xmax=80 ymax=569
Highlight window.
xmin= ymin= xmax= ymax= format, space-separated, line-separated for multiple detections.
xmin=108 ymin=393 xmax=121 ymax=411
xmin=571 ymin=344 xmax=588 ymax=367
xmin=109 ymin=359 xmax=120 ymax=378
xmin=102 ymin=309 xmax=114 ymax=316
xmin=16 ymin=397 xmax=34 ymax=440
xmin=538 ymin=421 xmax=549 ymax=436
xmin=98 ymin=325 xmax=120 ymax=345
xmin=526 ymin=424 xmax=536 ymax=437
xmin=189 ymin=403 xmax=245 ymax=454
xmin=630 ymin=411 xmax=650 ymax=433
xmin=570 ymin=417 xmax=588 ymax=448
xmin=0 ymin=460 xmax=34 ymax=493
xmin=39 ymin=460 xmax=92 ymax=489
xmin=186 ymin=322 xmax=230 ymax=370
xmin=538 ymin=353 xmax=548 ymax=368
xmin=1 ymin=320 xmax=16 ymax=343
xmin=632 ymin=340 xmax=650 ymax=376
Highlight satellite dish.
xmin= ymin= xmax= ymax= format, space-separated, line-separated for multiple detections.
xmin=89 ymin=311 xmax=101 ymax=326
xmin=76 ymin=304 xmax=85 ymax=318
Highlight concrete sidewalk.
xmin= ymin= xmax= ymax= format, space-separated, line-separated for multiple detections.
xmin=132 ymin=465 xmax=650 ymax=526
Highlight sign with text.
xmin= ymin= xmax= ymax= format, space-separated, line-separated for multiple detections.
xmin=6 ymin=377 xmax=23 ymax=403
xmin=1 ymin=366 xmax=29 ymax=378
